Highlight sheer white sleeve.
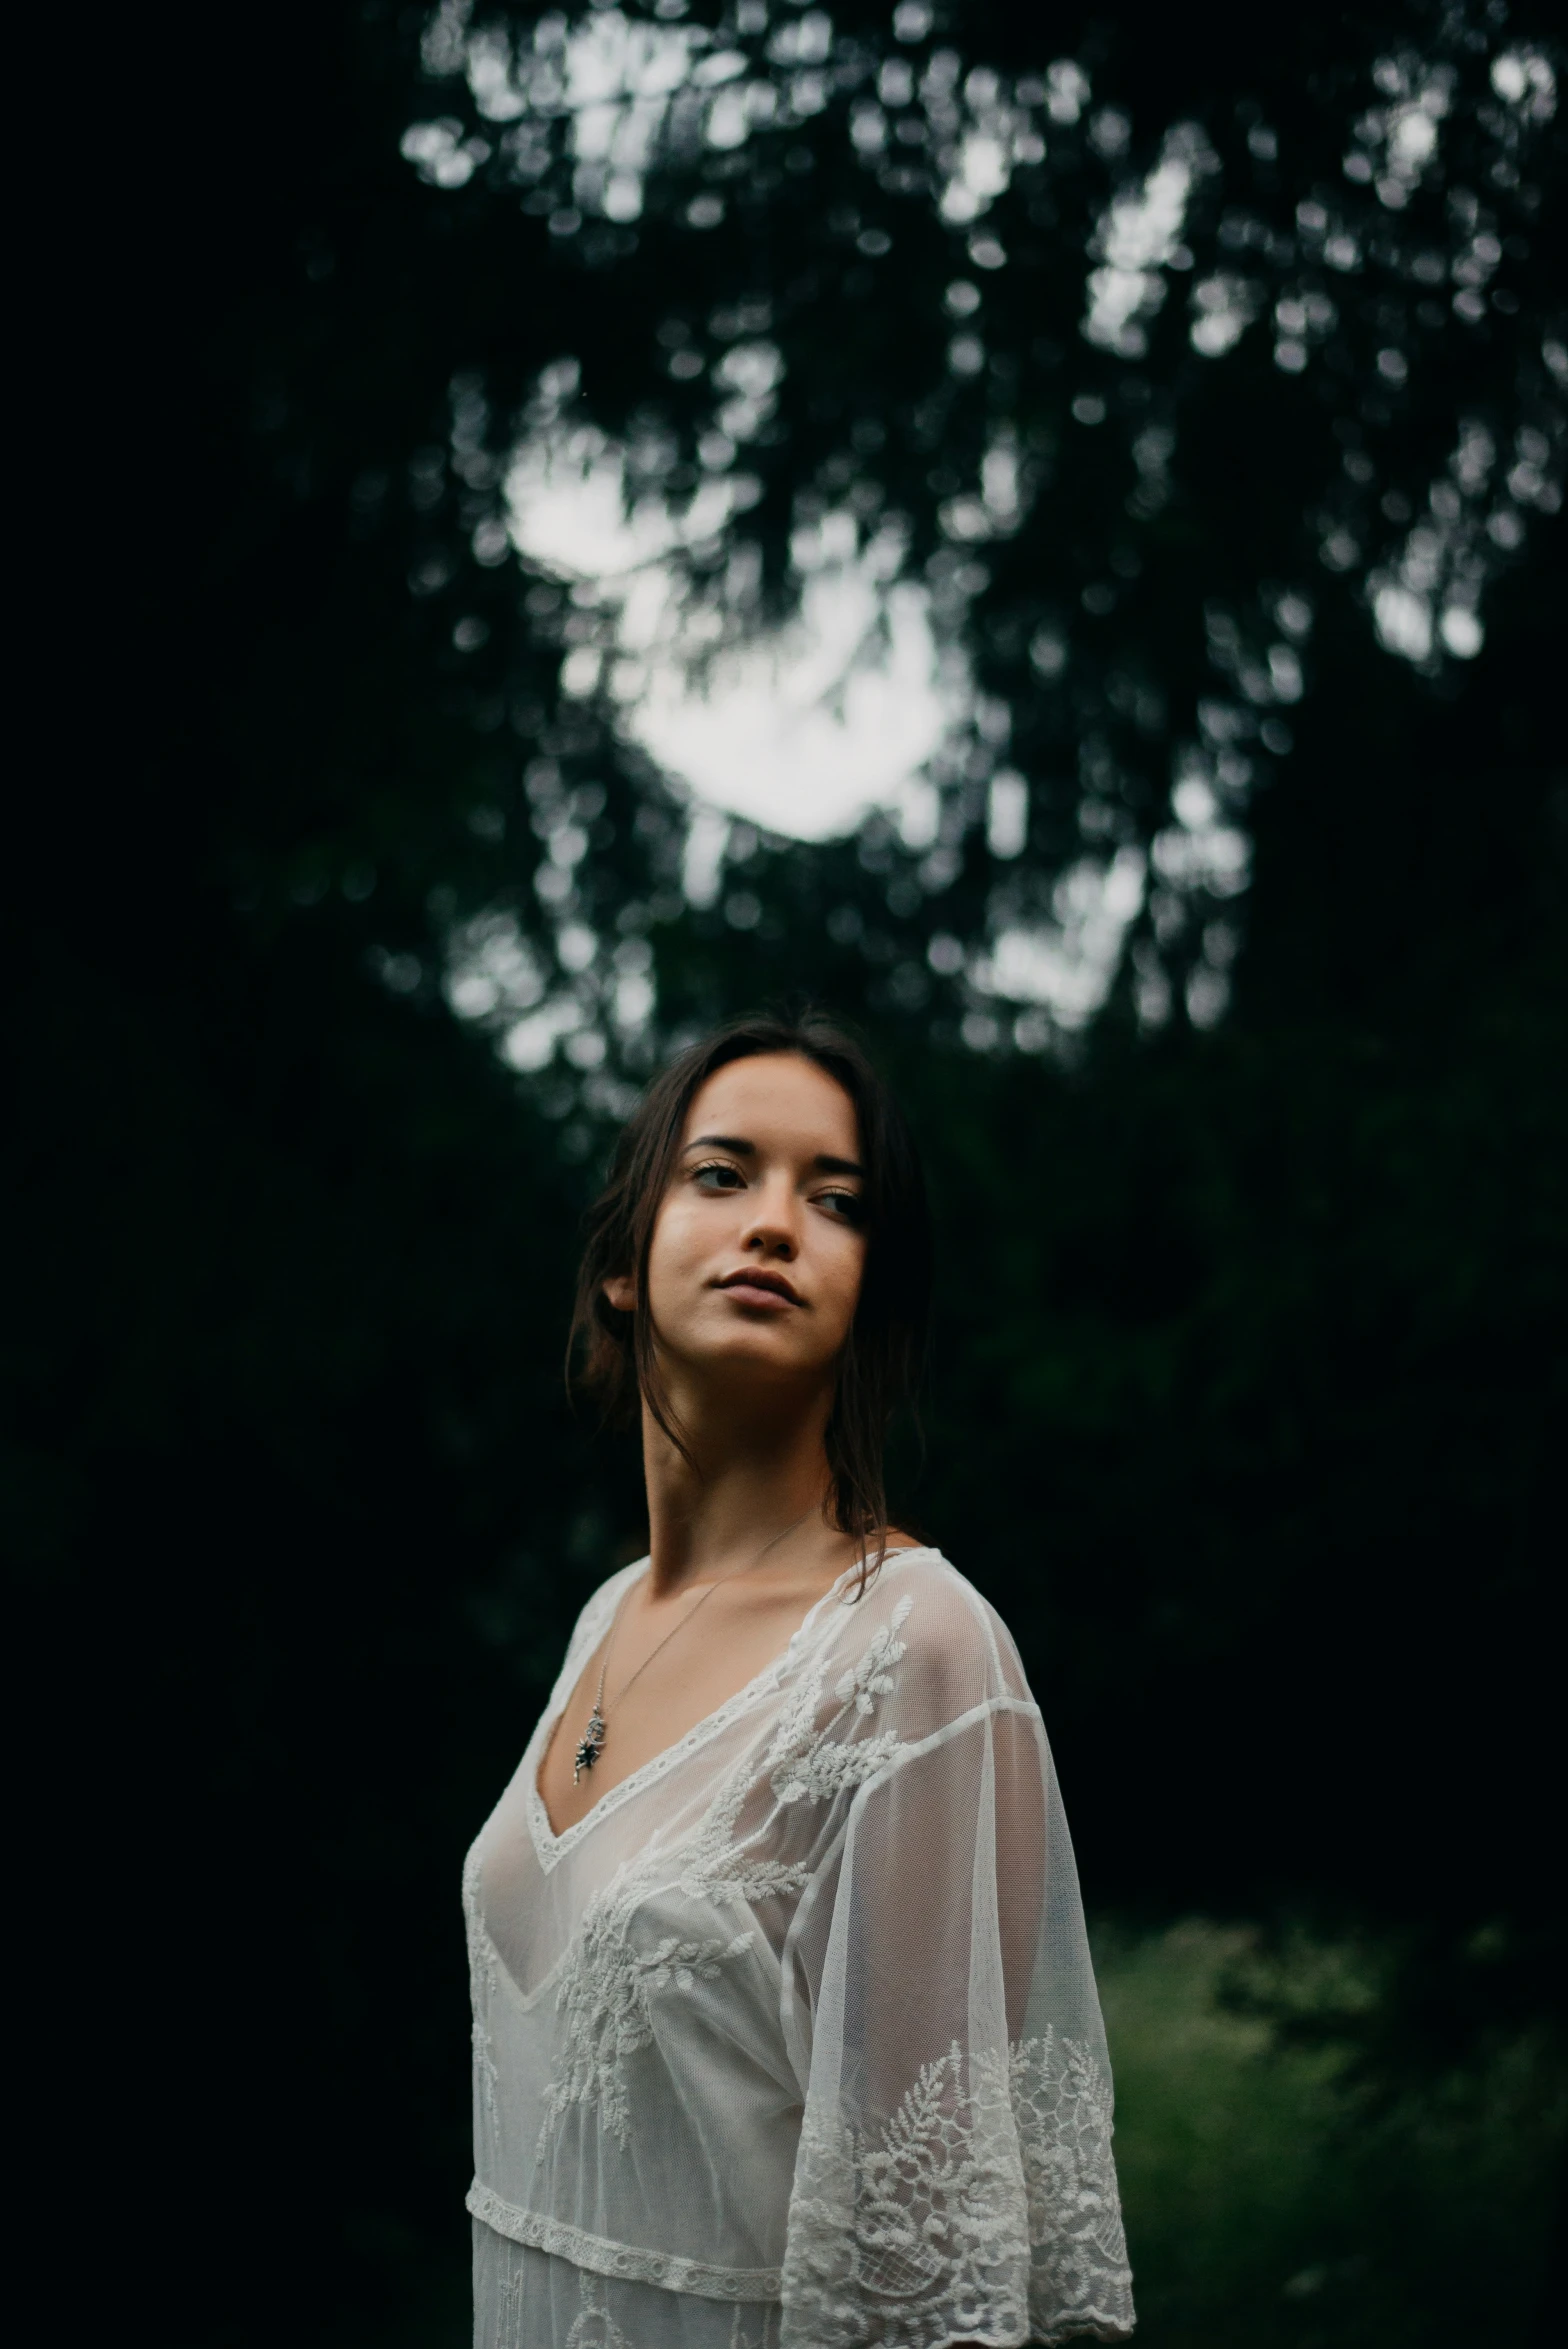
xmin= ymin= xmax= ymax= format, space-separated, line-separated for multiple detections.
xmin=778 ymin=1575 xmax=1134 ymax=2349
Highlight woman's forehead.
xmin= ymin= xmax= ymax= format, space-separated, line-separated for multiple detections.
xmin=683 ymin=1053 xmax=860 ymax=1153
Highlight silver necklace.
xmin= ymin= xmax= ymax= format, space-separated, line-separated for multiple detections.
xmin=572 ymin=1510 xmax=817 ymax=1784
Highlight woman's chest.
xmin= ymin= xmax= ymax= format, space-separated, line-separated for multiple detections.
xmin=472 ymin=1795 xmax=810 ymax=2150
xmin=535 ymin=1578 xmax=844 ymax=1838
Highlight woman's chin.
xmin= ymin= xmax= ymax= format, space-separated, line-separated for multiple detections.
xmin=664 ymin=1324 xmax=836 ymax=1389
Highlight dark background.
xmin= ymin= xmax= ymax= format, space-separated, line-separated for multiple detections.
xmin=19 ymin=2 xmax=1563 ymax=2340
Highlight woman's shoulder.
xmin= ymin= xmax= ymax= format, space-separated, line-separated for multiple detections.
xmin=569 ymin=1555 xmax=648 ymax=1647
xmin=830 ymin=1544 xmax=1034 ymax=1713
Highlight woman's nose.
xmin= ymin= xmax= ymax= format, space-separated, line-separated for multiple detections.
xmin=741 ymin=1183 xmax=799 ymax=1260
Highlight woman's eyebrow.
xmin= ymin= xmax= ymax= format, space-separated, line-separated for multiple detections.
xmin=683 ymin=1135 xmax=865 ymax=1179
xmin=684 ymin=1132 xmax=756 ymax=1156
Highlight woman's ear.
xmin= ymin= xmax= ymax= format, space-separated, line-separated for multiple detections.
xmin=601 ymin=1272 xmax=636 ymax=1316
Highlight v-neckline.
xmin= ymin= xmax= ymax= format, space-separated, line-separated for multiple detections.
xmin=525 ymin=1548 xmax=928 ymax=1868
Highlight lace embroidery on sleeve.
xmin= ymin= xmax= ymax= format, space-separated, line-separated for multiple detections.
xmin=542 ymin=1600 xmax=915 ymax=2153
xmin=781 ymin=2031 xmax=1133 ymax=2349
xmin=1013 ymin=2034 xmax=1134 ymax=2342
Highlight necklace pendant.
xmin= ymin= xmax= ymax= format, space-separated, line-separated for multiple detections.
xmin=572 ymin=1707 xmax=606 ymax=1785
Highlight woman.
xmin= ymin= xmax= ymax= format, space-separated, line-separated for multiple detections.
xmin=464 ymin=1013 xmax=1134 ymax=2349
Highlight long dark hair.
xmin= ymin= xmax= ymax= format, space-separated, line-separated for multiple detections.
xmin=570 ymin=1012 xmax=931 ymax=1577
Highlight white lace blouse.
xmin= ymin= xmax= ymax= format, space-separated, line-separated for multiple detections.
xmin=464 ymin=1546 xmax=1134 ymax=2349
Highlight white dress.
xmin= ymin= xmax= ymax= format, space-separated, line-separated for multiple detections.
xmin=465 ymin=1546 xmax=1134 ymax=2349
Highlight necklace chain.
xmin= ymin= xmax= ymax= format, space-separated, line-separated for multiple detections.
xmin=571 ymin=1509 xmax=816 ymax=1784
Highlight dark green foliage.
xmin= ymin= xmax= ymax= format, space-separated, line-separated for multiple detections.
xmin=1099 ymin=1924 xmax=1562 ymax=2346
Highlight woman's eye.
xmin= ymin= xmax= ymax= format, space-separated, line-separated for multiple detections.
xmin=693 ymin=1161 xmax=745 ymax=1191
xmin=819 ymin=1189 xmax=864 ymax=1222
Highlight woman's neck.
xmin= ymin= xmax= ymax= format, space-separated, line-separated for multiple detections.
xmin=639 ymin=1374 xmax=841 ymax=1597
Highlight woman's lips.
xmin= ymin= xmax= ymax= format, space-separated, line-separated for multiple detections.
xmin=716 ymin=1271 xmax=800 ymax=1309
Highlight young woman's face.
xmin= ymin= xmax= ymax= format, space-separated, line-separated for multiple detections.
xmin=609 ymin=1052 xmax=868 ymax=1394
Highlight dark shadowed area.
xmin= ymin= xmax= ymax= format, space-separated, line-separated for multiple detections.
xmin=18 ymin=1 xmax=1563 ymax=2341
